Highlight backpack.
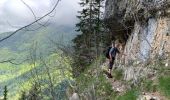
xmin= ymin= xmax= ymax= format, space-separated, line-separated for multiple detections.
xmin=104 ymin=47 xmax=112 ymax=59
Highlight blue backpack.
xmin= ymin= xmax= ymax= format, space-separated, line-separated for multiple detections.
xmin=105 ymin=47 xmax=112 ymax=59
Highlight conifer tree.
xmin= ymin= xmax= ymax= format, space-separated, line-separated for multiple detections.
xmin=19 ymin=91 xmax=26 ymax=100
xmin=3 ymin=86 xmax=8 ymax=100
xmin=73 ymin=0 xmax=104 ymax=77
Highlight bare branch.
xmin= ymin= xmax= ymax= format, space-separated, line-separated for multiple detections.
xmin=20 ymin=0 xmax=49 ymax=27
xmin=0 ymin=58 xmax=29 ymax=65
xmin=0 ymin=0 xmax=61 ymax=43
xmin=0 ymin=58 xmax=15 ymax=63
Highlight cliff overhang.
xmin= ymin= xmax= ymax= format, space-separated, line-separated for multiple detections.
xmin=104 ymin=0 xmax=170 ymax=39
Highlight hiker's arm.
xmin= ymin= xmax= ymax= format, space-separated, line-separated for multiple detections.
xmin=120 ymin=51 xmax=127 ymax=56
xmin=117 ymin=49 xmax=126 ymax=56
xmin=109 ymin=53 xmax=112 ymax=60
xmin=122 ymin=53 xmax=127 ymax=56
xmin=109 ymin=49 xmax=112 ymax=60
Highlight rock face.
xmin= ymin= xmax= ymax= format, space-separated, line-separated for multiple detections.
xmin=104 ymin=0 xmax=170 ymax=80
xmin=105 ymin=0 xmax=170 ymax=20
xmin=124 ymin=18 xmax=170 ymax=62
xmin=69 ymin=93 xmax=79 ymax=100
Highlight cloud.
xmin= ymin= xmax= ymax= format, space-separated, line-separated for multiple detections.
xmin=0 ymin=0 xmax=80 ymax=33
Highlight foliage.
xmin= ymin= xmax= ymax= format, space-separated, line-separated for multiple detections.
xmin=73 ymin=0 xmax=105 ymax=77
xmin=95 ymin=73 xmax=115 ymax=99
xmin=54 ymin=80 xmax=73 ymax=100
xmin=158 ymin=76 xmax=170 ymax=98
xmin=0 ymin=8 xmax=77 ymax=100
xmin=117 ymin=89 xmax=138 ymax=100
xmin=112 ymin=69 xmax=123 ymax=80
xmin=0 ymin=49 xmax=73 ymax=100
xmin=3 ymin=86 xmax=8 ymax=100
xmin=139 ymin=79 xmax=158 ymax=92
xmin=19 ymin=91 xmax=26 ymax=100
xmin=75 ymin=57 xmax=118 ymax=99
xmin=20 ymin=51 xmax=73 ymax=100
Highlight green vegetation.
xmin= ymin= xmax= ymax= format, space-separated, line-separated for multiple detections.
xmin=158 ymin=76 xmax=170 ymax=98
xmin=112 ymin=69 xmax=123 ymax=80
xmin=140 ymin=79 xmax=158 ymax=92
xmin=0 ymin=52 xmax=73 ymax=100
xmin=0 ymin=25 xmax=77 ymax=99
xmin=0 ymin=1 xmax=170 ymax=99
xmin=3 ymin=86 xmax=8 ymax=100
xmin=117 ymin=89 xmax=138 ymax=100
xmin=72 ymin=0 xmax=106 ymax=77
xmin=19 ymin=91 xmax=26 ymax=100
xmin=75 ymin=57 xmax=118 ymax=99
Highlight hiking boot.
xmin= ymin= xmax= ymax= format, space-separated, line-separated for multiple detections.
xmin=108 ymin=73 xmax=113 ymax=78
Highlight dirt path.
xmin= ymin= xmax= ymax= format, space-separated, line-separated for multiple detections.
xmin=101 ymin=61 xmax=168 ymax=100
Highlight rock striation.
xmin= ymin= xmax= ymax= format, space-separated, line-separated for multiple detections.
xmin=104 ymin=0 xmax=170 ymax=81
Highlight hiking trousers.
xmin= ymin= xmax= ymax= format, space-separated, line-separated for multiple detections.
xmin=109 ymin=57 xmax=115 ymax=70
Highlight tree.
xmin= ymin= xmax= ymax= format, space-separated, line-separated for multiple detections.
xmin=3 ymin=86 xmax=8 ymax=100
xmin=72 ymin=0 xmax=105 ymax=77
xmin=19 ymin=91 xmax=26 ymax=100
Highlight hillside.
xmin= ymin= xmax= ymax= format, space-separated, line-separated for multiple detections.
xmin=0 ymin=23 xmax=78 ymax=100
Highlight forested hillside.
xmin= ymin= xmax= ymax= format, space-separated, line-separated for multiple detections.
xmin=0 ymin=22 xmax=77 ymax=99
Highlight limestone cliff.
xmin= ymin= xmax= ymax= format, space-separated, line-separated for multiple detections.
xmin=72 ymin=1 xmax=170 ymax=99
xmin=104 ymin=0 xmax=170 ymax=80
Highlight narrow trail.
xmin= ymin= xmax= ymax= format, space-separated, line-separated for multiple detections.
xmin=101 ymin=61 xmax=168 ymax=100
xmin=107 ymin=77 xmax=127 ymax=94
xmin=101 ymin=62 xmax=127 ymax=94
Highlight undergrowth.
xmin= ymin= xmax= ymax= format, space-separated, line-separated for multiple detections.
xmin=116 ymin=89 xmax=139 ymax=100
xmin=158 ymin=76 xmax=170 ymax=98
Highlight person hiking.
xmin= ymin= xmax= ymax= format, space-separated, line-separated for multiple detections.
xmin=107 ymin=41 xmax=126 ymax=78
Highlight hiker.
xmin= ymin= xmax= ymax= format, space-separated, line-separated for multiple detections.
xmin=107 ymin=41 xmax=126 ymax=78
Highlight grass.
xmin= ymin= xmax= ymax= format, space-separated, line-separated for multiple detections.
xmin=140 ymin=79 xmax=158 ymax=92
xmin=117 ymin=89 xmax=138 ymax=100
xmin=158 ymin=76 xmax=170 ymax=98
xmin=75 ymin=56 xmax=118 ymax=99
xmin=112 ymin=69 xmax=123 ymax=80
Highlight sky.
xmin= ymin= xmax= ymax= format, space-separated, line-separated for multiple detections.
xmin=0 ymin=0 xmax=81 ymax=33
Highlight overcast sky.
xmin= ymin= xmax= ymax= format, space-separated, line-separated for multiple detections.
xmin=0 ymin=0 xmax=80 ymax=33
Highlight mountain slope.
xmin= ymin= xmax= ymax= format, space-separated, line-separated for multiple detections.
xmin=0 ymin=23 xmax=78 ymax=99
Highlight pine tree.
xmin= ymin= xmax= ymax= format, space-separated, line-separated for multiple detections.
xmin=73 ymin=0 xmax=104 ymax=77
xmin=19 ymin=91 xmax=26 ymax=100
xmin=3 ymin=86 xmax=8 ymax=100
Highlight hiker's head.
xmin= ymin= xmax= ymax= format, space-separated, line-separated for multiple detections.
xmin=115 ymin=43 xmax=119 ymax=47
xmin=111 ymin=40 xmax=119 ymax=47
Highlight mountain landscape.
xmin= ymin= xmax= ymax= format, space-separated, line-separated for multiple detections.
xmin=0 ymin=23 xmax=78 ymax=99
xmin=0 ymin=0 xmax=170 ymax=100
